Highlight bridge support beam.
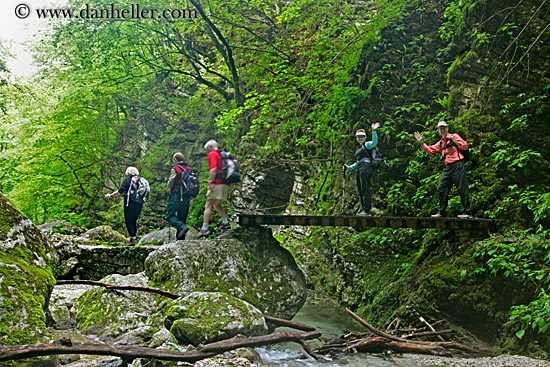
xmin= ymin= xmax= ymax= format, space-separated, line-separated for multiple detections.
xmin=238 ymin=214 xmax=496 ymax=234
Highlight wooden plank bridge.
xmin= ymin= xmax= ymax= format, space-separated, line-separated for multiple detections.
xmin=238 ymin=214 xmax=496 ymax=232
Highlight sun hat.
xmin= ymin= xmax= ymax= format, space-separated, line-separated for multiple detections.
xmin=355 ymin=129 xmax=367 ymax=137
xmin=437 ymin=120 xmax=448 ymax=128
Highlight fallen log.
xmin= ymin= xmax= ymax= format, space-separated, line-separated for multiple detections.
xmin=264 ymin=315 xmax=316 ymax=332
xmin=56 ymin=280 xmax=181 ymax=299
xmin=343 ymin=337 xmax=452 ymax=356
xmin=345 ymin=308 xmax=479 ymax=355
xmin=0 ymin=331 xmax=322 ymax=363
xmin=401 ymin=329 xmax=453 ymax=339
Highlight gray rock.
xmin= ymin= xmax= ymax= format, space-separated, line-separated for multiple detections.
xmin=145 ymin=226 xmax=307 ymax=319
xmin=139 ymin=227 xmax=177 ymax=244
xmin=164 ymin=291 xmax=268 ymax=346
xmin=148 ymin=327 xmax=178 ymax=348
xmin=50 ymin=284 xmax=93 ymax=330
xmin=73 ymin=272 xmax=163 ymax=344
xmin=77 ymin=225 xmax=128 ymax=244
xmin=38 ymin=219 xmax=84 ymax=237
xmin=139 ymin=227 xmax=199 ymax=244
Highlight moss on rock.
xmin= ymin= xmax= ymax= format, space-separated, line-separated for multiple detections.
xmin=162 ymin=291 xmax=268 ymax=346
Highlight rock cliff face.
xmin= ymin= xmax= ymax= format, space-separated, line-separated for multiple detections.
xmin=0 ymin=193 xmax=58 ymax=365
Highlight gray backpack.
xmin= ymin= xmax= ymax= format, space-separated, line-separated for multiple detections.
xmin=126 ymin=175 xmax=150 ymax=205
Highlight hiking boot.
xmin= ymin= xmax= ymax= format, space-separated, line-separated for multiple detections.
xmin=431 ymin=212 xmax=444 ymax=218
xmin=196 ymin=229 xmax=211 ymax=238
xmin=220 ymin=222 xmax=231 ymax=231
xmin=457 ymin=213 xmax=473 ymax=219
xmin=176 ymin=226 xmax=189 ymax=240
xmin=357 ymin=211 xmax=368 ymax=216
xmin=130 ymin=237 xmax=138 ymax=245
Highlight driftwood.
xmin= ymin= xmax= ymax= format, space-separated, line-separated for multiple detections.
xmin=56 ymin=280 xmax=181 ymax=299
xmin=0 ymin=331 xmax=322 ymax=363
xmin=264 ymin=315 xmax=316 ymax=332
xmin=341 ymin=308 xmax=479 ymax=356
xmin=419 ymin=316 xmax=445 ymax=341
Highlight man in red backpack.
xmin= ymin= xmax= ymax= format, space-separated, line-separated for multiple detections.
xmin=197 ymin=140 xmax=230 ymax=238
xmin=166 ymin=152 xmax=192 ymax=240
xmin=414 ymin=120 xmax=472 ymax=218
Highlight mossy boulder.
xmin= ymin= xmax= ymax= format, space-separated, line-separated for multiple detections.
xmin=145 ymin=226 xmax=307 ymax=319
xmin=77 ymin=225 xmax=128 ymax=244
xmin=74 ymin=272 xmax=163 ymax=344
xmin=0 ymin=193 xmax=58 ymax=366
xmin=163 ymin=291 xmax=267 ymax=346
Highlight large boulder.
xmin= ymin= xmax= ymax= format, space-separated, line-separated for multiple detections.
xmin=0 ymin=193 xmax=58 ymax=364
xmin=145 ymin=226 xmax=307 ymax=319
xmin=73 ymin=273 xmax=163 ymax=344
xmin=164 ymin=291 xmax=268 ymax=346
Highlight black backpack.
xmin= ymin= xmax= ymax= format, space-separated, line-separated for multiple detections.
xmin=371 ymin=148 xmax=387 ymax=170
xmin=127 ymin=175 xmax=150 ymax=205
xmin=175 ymin=165 xmax=200 ymax=198
xmin=217 ymin=151 xmax=240 ymax=184
xmin=440 ymin=138 xmax=470 ymax=162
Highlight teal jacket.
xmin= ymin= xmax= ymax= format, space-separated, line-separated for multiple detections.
xmin=347 ymin=131 xmax=378 ymax=171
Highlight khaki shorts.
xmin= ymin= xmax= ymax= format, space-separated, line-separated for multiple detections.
xmin=206 ymin=183 xmax=229 ymax=201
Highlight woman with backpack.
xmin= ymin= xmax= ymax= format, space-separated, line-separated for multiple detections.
xmin=343 ymin=122 xmax=380 ymax=216
xmin=414 ymin=120 xmax=471 ymax=218
xmin=105 ymin=166 xmax=148 ymax=245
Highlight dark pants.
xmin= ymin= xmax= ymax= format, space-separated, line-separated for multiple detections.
xmin=124 ymin=201 xmax=143 ymax=237
xmin=165 ymin=192 xmax=190 ymax=230
xmin=356 ymin=160 xmax=374 ymax=212
xmin=437 ymin=160 xmax=471 ymax=215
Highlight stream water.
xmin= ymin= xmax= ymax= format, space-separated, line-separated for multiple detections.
xmin=256 ymin=293 xmax=409 ymax=367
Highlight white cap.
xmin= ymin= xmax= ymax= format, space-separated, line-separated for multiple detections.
xmin=437 ymin=120 xmax=448 ymax=128
xmin=355 ymin=130 xmax=367 ymax=137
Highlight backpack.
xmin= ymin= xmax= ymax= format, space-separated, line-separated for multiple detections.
xmin=127 ymin=175 xmax=150 ymax=205
xmin=440 ymin=137 xmax=470 ymax=162
xmin=174 ymin=165 xmax=200 ymax=198
xmin=217 ymin=151 xmax=240 ymax=184
xmin=371 ymin=148 xmax=387 ymax=170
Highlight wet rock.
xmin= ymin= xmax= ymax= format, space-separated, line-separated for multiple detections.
xmin=164 ymin=291 xmax=268 ymax=346
xmin=145 ymin=226 xmax=307 ymax=319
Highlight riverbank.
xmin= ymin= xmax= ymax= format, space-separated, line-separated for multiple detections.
xmin=399 ymin=354 xmax=550 ymax=367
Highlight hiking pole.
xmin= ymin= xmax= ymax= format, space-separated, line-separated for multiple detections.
xmin=342 ymin=166 xmax=346 ymax=214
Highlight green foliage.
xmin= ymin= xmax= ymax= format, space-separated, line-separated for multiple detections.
xmin=474 ymin=230 xmax=550 ymax=338
xmin=509 ymin=289 xmax=550 ymax=338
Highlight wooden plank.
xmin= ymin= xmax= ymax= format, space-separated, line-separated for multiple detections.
xmin=237 ymin=214 xmax=495 ymax=232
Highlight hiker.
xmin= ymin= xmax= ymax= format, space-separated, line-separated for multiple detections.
xmin=166 ymin=152 xmax=195 ymax=240
xmin=343 ymin=122 xmax=381 ymax=216
xmin=197 ymin=140 xmax=231 ymax=237
xmin=414 ymin=120 xmax=472 ymax=218
xmin=104 ymin=166 xmax=146 ymax=245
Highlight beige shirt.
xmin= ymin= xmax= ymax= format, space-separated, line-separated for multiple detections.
xmin=167 ymin=168 xmax=178 ymax=191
